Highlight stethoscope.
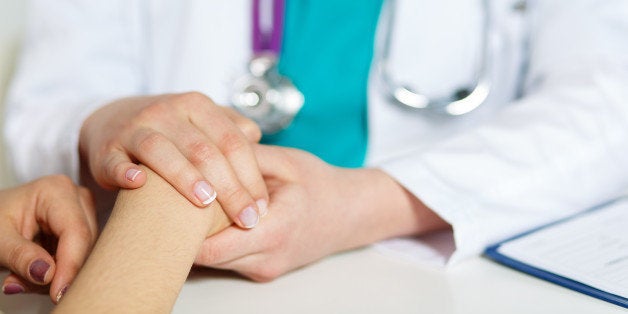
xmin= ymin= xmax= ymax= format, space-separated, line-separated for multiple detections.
xmin=232 ymin=0 xmax=496 ymax=134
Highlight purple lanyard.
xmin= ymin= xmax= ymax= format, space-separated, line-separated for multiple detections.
xmin=252 ymin=0 xmax=285 ymax=55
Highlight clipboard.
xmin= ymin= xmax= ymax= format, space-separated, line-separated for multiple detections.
xmin=484 ymin=199 xmax=628 ymax=309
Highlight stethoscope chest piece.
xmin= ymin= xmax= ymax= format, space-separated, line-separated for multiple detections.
xmin=231 ymin=55 xmax=304 ymax=134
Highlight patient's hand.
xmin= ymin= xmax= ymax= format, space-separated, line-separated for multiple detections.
xmin=0 ymin=175 xmax=97 ymax=304
xmin=54 ymin=166 xmax=230 ymax=313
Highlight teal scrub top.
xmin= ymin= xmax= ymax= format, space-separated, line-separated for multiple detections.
xmin=261 ymin=0 xmax=383 ymax=168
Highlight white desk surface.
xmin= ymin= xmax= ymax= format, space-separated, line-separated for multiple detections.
xmin=0 ymin=246 xmax=624 ymax=314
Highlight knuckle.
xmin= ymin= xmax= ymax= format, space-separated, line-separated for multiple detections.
xmin=77 ymin=224 xmax=95 ymax=244
xmin=7 ymin=243 xmax=30 ymax=272
xmin=52 ymin=174 xmax=75 ymax=186
xmin=135 ymin=131 xmax=165 ymax=155
xmin=90 ymin=146 xmax=121 ymax=187
xmin=103 ymin=156 xmax=127 ymax=183
xmin=219 ymin=132 xmax=249 ymax=157
xmin=117 ymin=122 xmax=139 ymax=141
xmin=70 ymin=222 xmax=94 ymax=245
xmin=175 ymin=91 xmax=212 ymax=109
xmin=100 ymin=139 xmax=121 ymax=157
xmin=237 ymin=118 xmax=262 ymax=142
xmin=187 ymin=141 xmax=215 ymax=167
xmin=136 ymin=102 xmax=169 ymax=123
xmin=35 ymin=175 xmax=74 ymax=192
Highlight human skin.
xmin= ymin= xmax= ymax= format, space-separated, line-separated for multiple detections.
xmin=0 ymin=175 xmax=97 ymax=304
xmin=77 ymin=92 xmax=449 ymax=286
xmin=53 ymin=166 xmax=231 ymax=313
xmin=79 ymin=92 xmax=267 ymax=229
xmin=196 ymin=145 xmax=450 ymax=282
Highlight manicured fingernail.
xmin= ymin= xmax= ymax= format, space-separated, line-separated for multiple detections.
xmin=125 ymin=168 xmax=142 ymax=182
xmin=56 ymin=285 xmax=69 ymax=303
xmin=194 ymin=181 xmax=217 ymax=205
xmin=238 ymin=206 xmax=259 ymax=228
xmin=29 ymin=259 xmax=50 ymax=284
xmin=257 ymin=199 xmax=268 ymax=217
xmin=2 ymin=283 xmax=24 ymax=295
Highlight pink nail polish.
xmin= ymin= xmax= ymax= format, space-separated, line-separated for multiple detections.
xmin=29 ymin=259 xmax=50 ymax=284
xmin=194 ymin=181 xmax=217 ymax=205
xmin=125 ymin=168 xmax=142 ymax=182
xmin=56 ymin=285 xmax=69 ymax=303
xmin=2 ymin=283 xmax=24 ymax=295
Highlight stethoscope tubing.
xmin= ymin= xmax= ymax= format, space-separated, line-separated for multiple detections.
xmin=376 ymin=0 xmax=494 ymax=115
xmin=234 ymin=0 xmax=498 ymax=135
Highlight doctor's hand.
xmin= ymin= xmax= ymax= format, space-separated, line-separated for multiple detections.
xmin=0 ymin=175 xmax=97 ymax=304
xmin=79 ymin=92 xmax=268 ymax=229
xmin=194 ymin=145 xmax=449 ymax=282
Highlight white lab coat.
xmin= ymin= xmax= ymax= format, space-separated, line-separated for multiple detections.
xmin=5 ymin=0 xmax=628 ymax=264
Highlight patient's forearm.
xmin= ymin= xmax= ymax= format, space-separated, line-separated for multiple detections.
xmin=54 ymin=167 xmax=231 ymax=313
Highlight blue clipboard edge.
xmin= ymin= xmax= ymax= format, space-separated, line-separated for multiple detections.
xmin=483 ymin=197 xmax=628 ymax=309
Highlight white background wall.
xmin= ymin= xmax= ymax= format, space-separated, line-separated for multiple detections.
xmin=0 ymin=0 xmax=28 ymax=187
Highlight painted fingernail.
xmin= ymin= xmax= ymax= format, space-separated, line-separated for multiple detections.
xmin=238 ymin=206 xmax=259 ymax=228
xmin=29 ymin=259 xmax=50 ymax=284
xmin=257 ymin=199 xmax=268 ymax=217
xmin=125 ymin=168 xmax=142 ymax=182
xmin=2 ymin=283 xmax=24 ymax=295
xmin=194 ymin=181 xmax=217 ymax=205
xmin=56 ymin=285 xmax=69 ymax=303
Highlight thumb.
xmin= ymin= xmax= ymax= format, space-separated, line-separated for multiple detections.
xmin=0 ymin=232 xmax=56 ymax=286
xmin=94 ymin=148 xmax=147 ymax=190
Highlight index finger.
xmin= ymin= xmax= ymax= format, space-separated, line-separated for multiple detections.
xmin=191 ymin=110 xmax=270 ymax=222
xmin=37 ymin=182 xmax=98 ymax=303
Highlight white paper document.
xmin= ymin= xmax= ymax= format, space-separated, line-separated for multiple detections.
xmin=496 ymin=198 xmax=628 ymax=298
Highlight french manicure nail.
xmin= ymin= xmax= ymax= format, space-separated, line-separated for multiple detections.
xmin=194 ymin=181 xmax=217 ymax=205
xmin=257 ymin=199 xmax=268 ymax=217
xmin=2 ymin=283 xmax=24 ymax=295
xmin=125 ymin=168 xmax=142 ymax=182
xmin=239 ymin=206 xmax=259 ymax=228
xmin=56 ymin=285 xmax=69 ymax=303
xmin=29 ymin=259 xmax=50 ymax=284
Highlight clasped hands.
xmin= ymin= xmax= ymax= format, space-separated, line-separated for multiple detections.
xmin=2 ymin=92 xmax=424 ymax=303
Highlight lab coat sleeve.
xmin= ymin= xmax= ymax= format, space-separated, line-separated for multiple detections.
xmin=378 ymin=0 xmax=628 ymax=264
xmin=3 ymin=0 xmax=144 ymax=183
